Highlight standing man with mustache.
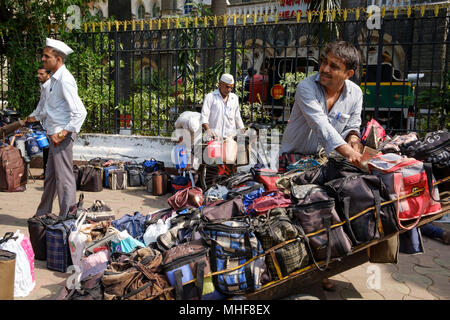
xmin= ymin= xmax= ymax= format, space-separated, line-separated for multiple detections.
xmin=281 ymin=41 xmax=363 ymax=165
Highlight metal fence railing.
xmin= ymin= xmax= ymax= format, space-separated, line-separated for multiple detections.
xmin=1 ymin=10 xmax=449 ymax=136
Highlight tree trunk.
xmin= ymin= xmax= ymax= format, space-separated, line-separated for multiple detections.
xmin=208 ymin=0 xmax=228 ymax=69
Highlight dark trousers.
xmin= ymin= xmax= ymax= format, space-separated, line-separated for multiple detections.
xmin=43 ymin=146 xmax=49 ymax=177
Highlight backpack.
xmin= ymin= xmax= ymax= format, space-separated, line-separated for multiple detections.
xmin=200 ymin=218 xmax=268 ymax=296
xmin=368 ymin=153 xmax=441 ymax=230
xmin=0 ymin=144 xmax=26 ymax=192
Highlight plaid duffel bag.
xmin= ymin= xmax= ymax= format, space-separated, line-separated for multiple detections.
xmin=253 ymin=208 xmax=309 ymax=280
xmin=200 ymin=217 xmax=268 ymax=296
xmin=46 ymin=219 xmax=76 ymax=272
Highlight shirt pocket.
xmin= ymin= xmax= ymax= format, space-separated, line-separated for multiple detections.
xmin=329 ymin=112 xmax=350 ymax=133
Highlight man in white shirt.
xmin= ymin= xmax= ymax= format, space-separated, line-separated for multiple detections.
xmin=201 ymin=73 xmax=246 ymax=140
xmin=27 ymin=66 xmax=51 ymax=179
xmin=29 ymin=38 xmax=87 ymax=217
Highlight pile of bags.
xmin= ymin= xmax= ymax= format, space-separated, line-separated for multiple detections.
xmin=73 ymin=157 xmax=167 ymax=193
xmin=20 ymin=127 xmax=449 ymax=300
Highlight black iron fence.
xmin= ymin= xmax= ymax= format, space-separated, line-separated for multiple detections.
xmin=1 ymin=9 xmax=449 ymax=136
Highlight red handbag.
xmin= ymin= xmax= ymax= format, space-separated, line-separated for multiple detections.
xmin=247 ymin=190 xmax=292 ymax=216
xmin=168 ymin=187 xmax=204 ymax=211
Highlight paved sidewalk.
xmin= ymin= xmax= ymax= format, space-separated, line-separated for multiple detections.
xmin=1 ymin=168 xmax=449 ymax=300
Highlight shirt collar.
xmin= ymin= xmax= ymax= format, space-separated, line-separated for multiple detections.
xmin=42 ymin=78 xmax=51 ymax=88
xmin=314 ymin=73 xmax=352 ymax=96
xmin=213 ymin=88 xmax=234 ymax=101
xmin=51 ymin=64 xmax=66 ymax=81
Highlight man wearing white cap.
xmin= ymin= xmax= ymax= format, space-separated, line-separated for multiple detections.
xmin=32 ymin=38 xmax=87 ymax=218
xmin=201 ymin=73 xmax=245 ymax=140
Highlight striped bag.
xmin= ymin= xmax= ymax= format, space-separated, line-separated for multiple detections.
xmin=201 ymin=217 xmax=268 ymax=295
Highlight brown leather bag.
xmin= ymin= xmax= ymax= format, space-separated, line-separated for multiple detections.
xmin=168 ymin=187 xmax=204 ymax=211
xmin=0 ymin=144 xmax=26 ymax=192
xmin=102 ymin=250 xmax=173 ymax=300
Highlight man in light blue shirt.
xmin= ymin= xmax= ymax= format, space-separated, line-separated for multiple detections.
xmin=281 ymin=41 xmax=363 ymax=165
xmin=30 ymin=38 xmax=87 ymax=217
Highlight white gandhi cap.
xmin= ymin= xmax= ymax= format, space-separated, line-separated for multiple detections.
xmin=220 ymin=73 xmax=234 ymax=85
xmin=45 ymin=38 xmax=74 ymax=55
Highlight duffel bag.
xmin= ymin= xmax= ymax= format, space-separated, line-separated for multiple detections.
xmin=161 ymin=240 xmax=224 ymax=300
xmin=288 ymin=184 xmax=353 ymax=269
xmin=400 ymin=130 xmax=450 ymax=167
xmin=102 ymin=249 xmax=173 ymax=300
xmin=246 ymin=190 xmax=292 ymax=216
xmin=222 ymin=172 xmax=255 ymax=189
xmin=27 ymin=213 xmax=61 ymax=260
xmin=79 ymin=165 xmax=103 ymax=192
xmin=251 ymin=167 xmax=280 ymax=191
xmin=112 ymin=212 xmax=149 ymax=243
xmin=201 ymin=196 xmax=246 ymax=221
xmin=368 ymin=153 xmax=441 ymax=230
xmin=200 ymin=217 xmax=268 ymax=295
xmin=227 ymin=181 xmax=265 ymax=212
xmin=46 ymin=219 xmax=76 ymax=272
xmin=204 ymin=184 xmax=229 ymax=204
xmin=253 ymin=208 xmax=309 ymax=280
xmin=292 ymin=158 xmax=364 ymax=186
xmin=324 ymin=174 xmax=399 ymax=245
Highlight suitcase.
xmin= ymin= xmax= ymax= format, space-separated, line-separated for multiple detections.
xmin=0 ymin=249 xmax=16 ymax=300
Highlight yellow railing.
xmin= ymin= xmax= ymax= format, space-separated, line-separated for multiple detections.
xmin=45 ymin=3 xmax=450 ymax=34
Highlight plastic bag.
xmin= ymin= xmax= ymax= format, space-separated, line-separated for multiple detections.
xmin=143 ymin=217 xmax=174 ymax=246
xmin=111 ymin=230 xmax=146 ymax=254
xmin=68 ymin=210 xmax=92 ymax=271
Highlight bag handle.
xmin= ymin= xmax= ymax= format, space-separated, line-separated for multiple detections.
xmin=393 ymin=172 xmax=425 ymax=231
xmin=423 ymin=162 xmax=441 ymax=203
xmin=0 ymin=232 xmax=18 ymax=245
xmin=296 ymin=215 xmax=332 ymax=272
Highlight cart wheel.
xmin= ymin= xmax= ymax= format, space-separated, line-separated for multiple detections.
xmin=283 ymin=293 xmax=320 ymax=300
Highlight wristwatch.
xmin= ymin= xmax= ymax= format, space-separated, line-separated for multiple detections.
xmin=58 ymin=132 xmax=65 ymax=139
